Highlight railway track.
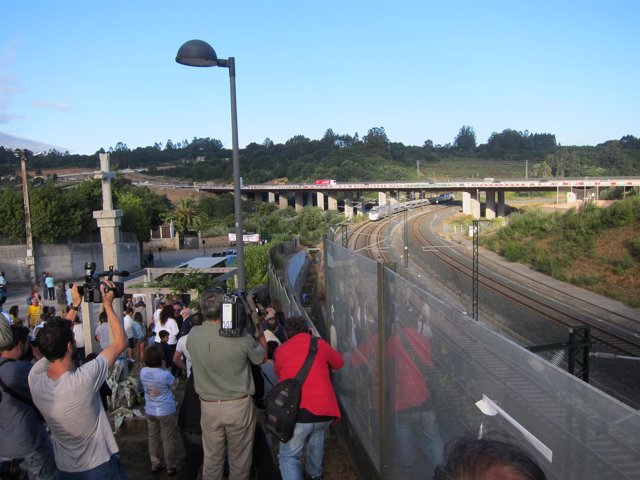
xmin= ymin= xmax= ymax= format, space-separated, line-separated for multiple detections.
xmin=336 ymin=210 xmax=640 ymax=478
xmin=409 ymin=210 xmax=640 ymax=358
xmin=341 ymin=207 xmax=640 ymax=406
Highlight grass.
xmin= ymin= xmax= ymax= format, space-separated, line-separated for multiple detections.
xmin=476 ymin=196 xmax=640 ymax=307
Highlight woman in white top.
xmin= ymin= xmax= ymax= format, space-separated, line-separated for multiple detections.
xmin=154 ymin=304 xmax=180 ymax=375
xmin=154 ymin=305 xmax=179 ymax=345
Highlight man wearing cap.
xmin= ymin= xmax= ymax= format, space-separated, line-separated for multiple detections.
xmin=28 ymin=283 xmax=128 ymax=479
xmin=0 ymin=322 xmax=57 ymax=479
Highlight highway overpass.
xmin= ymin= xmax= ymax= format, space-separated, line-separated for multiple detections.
xmin=193 ymin=177 xmax=640 ymax=219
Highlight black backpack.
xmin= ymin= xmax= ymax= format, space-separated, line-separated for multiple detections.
xmin=265 ymin=336 xmax=318 ymax=443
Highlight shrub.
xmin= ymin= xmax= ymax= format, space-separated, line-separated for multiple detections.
xmin=630 ymin=236 xmax=640 ymax=258
xmin=502 ymin=241 xmax=528 ymax=262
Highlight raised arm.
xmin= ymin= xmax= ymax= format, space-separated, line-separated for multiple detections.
xmin=98 ymin=281 xmax=128 ymax=368
xmin=65 ymin=284 xmax=82 ymax=323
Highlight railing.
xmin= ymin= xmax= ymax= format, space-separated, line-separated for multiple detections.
xmin=266 ymin=237 xmax=640 ymax=479
xmin=320 ymin=238 xmax=640 ymax=480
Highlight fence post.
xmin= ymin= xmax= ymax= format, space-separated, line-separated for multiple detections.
xmin=377 ymin=261 xmax=390 ymax=479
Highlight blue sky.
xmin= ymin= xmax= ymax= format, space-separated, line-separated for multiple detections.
xmin=1 ymin=0 xmax=638 ymax=155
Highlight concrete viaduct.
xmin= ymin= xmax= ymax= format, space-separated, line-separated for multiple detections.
xmin=192 ymin=178 xmax=640 ymax=219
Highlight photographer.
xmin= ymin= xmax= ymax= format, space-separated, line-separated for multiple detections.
xmin=187 ymin=288 xmax=267 ymax=480
xmin=28 ymin=282 xmax=128 ymax=479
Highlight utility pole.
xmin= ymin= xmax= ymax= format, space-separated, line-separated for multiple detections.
xmin=18 ymin=150 xmax=36 ymax=285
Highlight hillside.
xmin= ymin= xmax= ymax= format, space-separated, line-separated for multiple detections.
xmin=478 ymin=197 xmax=640 ymax=307
xmin=2 ymin=129 xmax=639 ymax=183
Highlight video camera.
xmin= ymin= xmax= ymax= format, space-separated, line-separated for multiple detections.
xmin=78 ymin=262 xmax=129 ymax=303
xmin=220 ymin=291 xmax=262 ymax=338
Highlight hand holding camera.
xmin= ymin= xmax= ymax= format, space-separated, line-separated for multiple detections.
xmin=79 ymin=262 xmax=129 ymax=304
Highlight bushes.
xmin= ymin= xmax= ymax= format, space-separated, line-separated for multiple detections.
xmin=481 ymin=196 xmax=640 ymax=305
xmin=502 ymin=241 xmax=529 ymax=262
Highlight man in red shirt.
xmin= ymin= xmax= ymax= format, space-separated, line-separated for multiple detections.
xmin=274 ymin=316 xmax=344 ymax=480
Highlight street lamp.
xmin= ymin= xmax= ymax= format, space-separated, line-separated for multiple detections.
xmin=16 ymin=149 xmax=36 ymax=285
xmin=176 ymin=39 xmax=246 ymax=290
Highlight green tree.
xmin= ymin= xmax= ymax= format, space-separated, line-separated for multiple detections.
xmin=363 ymin=127 xmax=389 ymax=156
xmin=531 ymin=161 xmax=553 ymax=178
xmin=599 ymin=141 xmax=634 ymax=175
xmin=30 ymin=181 xmax=85 ymax=242
xmin=0 ymin=187 xmax=25 ymax=240
xmin=454 ymin=125 xmax=477 ymax=153
xmin=165 ymin=198 xmax=206 ymax=235
xmin=244 ymin=243 xmax=270 ymax=289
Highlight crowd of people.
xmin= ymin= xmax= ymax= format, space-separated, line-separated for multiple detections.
xmin=0 ymin=279 xmax=346 ymax=480
xmin=0 ymin=274 xmax=546 ymax=480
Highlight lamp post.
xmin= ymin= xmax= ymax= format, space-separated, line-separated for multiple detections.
xmin=176 ymin=39 xmax=246 ymax=290
xmin=17 ymin=149 xmax=36 ymax=285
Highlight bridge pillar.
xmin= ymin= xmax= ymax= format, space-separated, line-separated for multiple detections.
xmin=327 ymin=193 xmax=338 ymax=211
xmin=497 ymin=190 xmax=505 ymax=217
xmin=352 ymin=191 xmax=362 ymax=215
xmin=295 ymin=191 xmax=304 ymax=212
xmin=241 ymin=192 xmax=248 ymax=201
xmin=388 ymin=191 xmax=399 ymax=205
xmin=344 ymin=200 xmax=354 ymax=219
xmin=462 ymin=191 xmax=472 ymax=215
xmin=471 ymin=191 xmax=481 ymax=219
xmin=316 ymin=192 xmax=325 ymax=210
xmin=486 ymin=189 xmax=496 ymax=219
xmin=267 ymin=191 xmax=276 ymax=204
xmin=279 ymin=193 xmax=289 ymax=209
xmin=378 ymin=191 xmax=387 ymax=206
xmin=462 ymin=191 xmax=481 ymax=218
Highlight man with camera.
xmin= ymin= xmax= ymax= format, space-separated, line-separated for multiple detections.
xmin=28 ymin=282 xmax=128 ymax=479
xmin=187 ymin=289 xmax=267 ymax=480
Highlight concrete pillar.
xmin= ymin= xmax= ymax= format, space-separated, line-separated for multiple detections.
xmin=327 ymin=193 xmax=338 ymax=211
xmin=344 ymin=201 xmax=354 ymax=219
xmin=279 ymin=193 xmax=289 ymax=209
xmin=89 ymin=153 xmax=124 ymax=356
xmin=307 ymin=192 xmax=315 ymax=207
xmin=497 ymin=191 xmax=505 ymax=217
xmin=240 ymin=192 xmax=248 ymax=201
xmin=471 ymin=190 xmax=481 ymax=219
xmin=295 ymin=191 xmax=304 ymax=212
xmin=268 ymin=191 xmax=276 ymax=204
xmin=378 ymin=191 xmax=387 ymax=206
xmin=316 ymin=192 xmax=325 ymax=210
xmin=486 ymin=189 xmax=496 ymax=219
xmin=462 ymin=191 xmax=472 ymax=215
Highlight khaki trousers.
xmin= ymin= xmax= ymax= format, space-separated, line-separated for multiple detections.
xmin=200 ymin=395 xmax=256 ymax=480
xmin=147 ymin=411 xmax=178 ymax=469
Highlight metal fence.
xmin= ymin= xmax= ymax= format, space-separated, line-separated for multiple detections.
xmin=321 ymin=238 xmax=640 ymax=480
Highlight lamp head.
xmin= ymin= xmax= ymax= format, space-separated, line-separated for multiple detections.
xmin=176 ymin=40 xmax=219 ymax=67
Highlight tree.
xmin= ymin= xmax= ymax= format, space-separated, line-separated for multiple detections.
xmin=165 ymin=198 xmax=205 ymax=235
xmin=0 ymin=187 xmax=25 ymax=240
xmin=244 ymin=243 xmax=270 ymax=289
xmin=30 ymin=181 xmax=85 ymax=242
xmin=454 ymin=125 xmax=477 ymax=153
xmin=599 ymin=141 xmax=634 ymax=175
xmin=531 ymin=161 xmax=553 ymax=178
xmin=363 ymin=127 xmax=389 ymax=155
